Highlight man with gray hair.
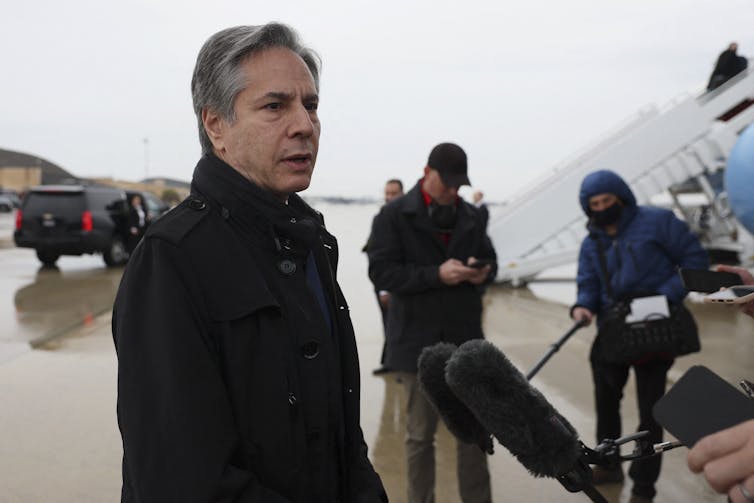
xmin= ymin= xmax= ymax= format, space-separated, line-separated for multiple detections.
xmin=113 ymin=23 xmax=386 ymax=502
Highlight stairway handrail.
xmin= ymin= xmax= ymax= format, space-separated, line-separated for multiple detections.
xmin=696 ymin=58 xmax=754 ymax=104
xmin=494 ymin=106 xmax=658 ymax=220
xmin=494 ymin=64 xmax=754 ymax=223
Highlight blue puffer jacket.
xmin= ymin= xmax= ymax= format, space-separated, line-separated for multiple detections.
xmin=574 ymin=170 xmax=708 ymax=317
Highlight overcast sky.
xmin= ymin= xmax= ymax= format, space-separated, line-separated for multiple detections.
xmin=2 ymin=0 xmax=752 ymax=201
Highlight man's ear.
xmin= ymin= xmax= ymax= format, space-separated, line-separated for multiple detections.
xmin=423 ymin=165 xmax=431 ymax=176
xmin=202 ymin=108 xmax=226 ymax=153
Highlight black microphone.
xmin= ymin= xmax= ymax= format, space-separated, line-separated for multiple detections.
xmin=445 ymin=339 xmax=581 ymax=478
xmin=417 ymin=343 xmax=494 ymax=454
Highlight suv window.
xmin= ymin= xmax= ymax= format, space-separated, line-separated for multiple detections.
xmin=87 ymin=191 xmax=125 ymax=211
xmin=143 ymin=193 xmax=167 ymax=214
xmin=24 ymin=192 xmax=85 ymax=216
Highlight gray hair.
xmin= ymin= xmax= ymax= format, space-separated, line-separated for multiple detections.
xmin=191 ymin=23 xmax=321 ymax=155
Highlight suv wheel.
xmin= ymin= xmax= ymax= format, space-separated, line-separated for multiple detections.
xmin=103 ymin=237 xmax=127 ymax=267
xmin=36 ymin=249 xmax=60 ymax=267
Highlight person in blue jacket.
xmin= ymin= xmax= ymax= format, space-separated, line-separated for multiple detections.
xmin=570 ymin=170 xmax=708 ymax=503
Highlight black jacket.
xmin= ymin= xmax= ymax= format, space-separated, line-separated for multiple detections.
xmin=127 ymin=205 xmax=146 ymax=232
xmin=708 ymin=48 xmax=748 ymax=90
xmin=113 ymin=155 xmax=386 ymax=503
xmin=367 ymin=182 xmax=497 ymax=372
xmin=476 ymin=203 xmax=489 ymax=229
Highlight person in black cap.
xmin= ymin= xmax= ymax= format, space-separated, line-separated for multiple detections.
xmin=368 ymin=142 xmax=497 ymax=503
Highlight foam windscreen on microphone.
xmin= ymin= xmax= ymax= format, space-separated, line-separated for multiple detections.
xmin=417 ymin=343 xmax=494 ymax=454
xmin=445 ymin=339 xmax=581 ymax=477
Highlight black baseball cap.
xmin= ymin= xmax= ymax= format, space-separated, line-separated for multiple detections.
xmin=427 ymin=142 xmax=470 ymax=188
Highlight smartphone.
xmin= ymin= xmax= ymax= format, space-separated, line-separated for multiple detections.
xmin=469 ymin=259 xmax=495 ymax=269
xmin=679 ymin=268 xmax=742 ymax=293
xmin=653 ymin=365 xmax=754 ymax=447
xmin=703 ymin=285 xmax=754 ymax=304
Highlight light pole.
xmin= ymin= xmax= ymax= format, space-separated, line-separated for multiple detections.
xmin=143 ymin=137 xmax=150 ymax=180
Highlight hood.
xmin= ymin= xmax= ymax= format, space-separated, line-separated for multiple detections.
xmin=578 ymin=170 xmax=637 ymax=216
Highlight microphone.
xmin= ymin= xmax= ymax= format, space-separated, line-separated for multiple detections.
xmin=432 ymin=339 xmax=672 ymax=503
xmin=417 ymin=343 xmax=494 ymax=454
xmin=444 ymin=339 xmax=582 ymax=478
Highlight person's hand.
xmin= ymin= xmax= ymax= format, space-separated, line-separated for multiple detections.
xmin=130 ymin=227 xmax=138 ymax=235
xmin=466 ymin=257 xmax=492 ymax=285
xmin=717 ymin=265 xmax=754 ymax=285
xmin=687 ymin=419 xmax=754 ymax=501
xmin=467 ymin=265 xmax=492 ymax=285
xmin=378 ymin=291 xmax=390 ymax=308
xmin=571 ymin=307 xmax=594 ymax=326
xmin=439 ymin=259 xmax=473 ymax=285
xmin=717 ymin=265 xmax=754 ymax=318
xmin=742 ymin=300 xmax=754 ymax=320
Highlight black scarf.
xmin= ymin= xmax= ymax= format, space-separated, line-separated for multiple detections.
xmin=191 ymin=153 xmax=322 ymax=257
xmin=428 ymin=200 xmax=458 ymax=231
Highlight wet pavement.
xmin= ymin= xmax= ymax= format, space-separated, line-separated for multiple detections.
xmin=0 ymin=203 xmax=747 ymax=502
xmin=0 ymin=248 xmax=122 ymax=361
xmin=0 ymin=313 xmax=120 ymax=503
xmin=364 ymin=285 xmax=740 ymax=503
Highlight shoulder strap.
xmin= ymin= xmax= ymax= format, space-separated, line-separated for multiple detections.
xmin=593 ymin=236 xmax=616 ymax=302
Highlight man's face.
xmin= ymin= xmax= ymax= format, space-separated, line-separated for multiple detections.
xmin=423 ymin=167 xmax=458 ymax=205
xmin=204 ymin=47 xmax=320 ymax=200
xmin=384 ymin=182 xmax=403 ymax=203
xmin=588 ymin=192 xmax=619 ymax=213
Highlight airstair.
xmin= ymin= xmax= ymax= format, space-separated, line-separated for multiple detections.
xmin=490 ymin=64 xmax=754 ymax=285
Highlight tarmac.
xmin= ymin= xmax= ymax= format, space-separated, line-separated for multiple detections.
xmin=0 ymin=287 xmax=741 ymax=502
xmin=0 ymin=207 xmax=744 ymax=502
xmin=0 ymin=312 xmax=121 ymax=502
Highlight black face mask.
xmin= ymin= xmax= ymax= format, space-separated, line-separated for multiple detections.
xmin=591 ymin=203 xmax=623 ymax=227
xmin=428 ymin=201 xmax=457 ymax=231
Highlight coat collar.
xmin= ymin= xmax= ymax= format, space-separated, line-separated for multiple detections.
xmin=186 ymin=154 xmax=343 ymax=320
xmin=191 ymin=153 xmax=334 ymax=253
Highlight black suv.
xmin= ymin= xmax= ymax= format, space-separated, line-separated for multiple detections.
xmin=14 ymin=185 xmax=131 ymax=267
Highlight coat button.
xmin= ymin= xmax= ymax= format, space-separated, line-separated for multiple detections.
xmin=221 ymin=207 xmax=230 ymax=219
xmin=301 ymin=341 xmax=320 ymax=359
xmin=188 ymin=199 xmax=206 ymax=210
xmin=278 ymin=259 xmax=296 ymax=275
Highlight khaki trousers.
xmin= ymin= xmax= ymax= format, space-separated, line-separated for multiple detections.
xmin=400 ymin=373 xmax=492 ymax=503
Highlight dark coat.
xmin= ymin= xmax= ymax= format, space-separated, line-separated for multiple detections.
xmin=126 ymin=205 xmax=146 ymax=252
xmin=367 ymin=182 xmax=497 ymax=372
xmin=574 ymin=170 xmax=708 ymax=317
xmin=476 ymin=203 xmax=490 ymax=229
xmin=113 ymin=156 xmax=386 ymax=503
xmin=708 ymin=48 xmax=749 ymax=90
xmin=127 ymin=205 xmax=146 ymax=232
